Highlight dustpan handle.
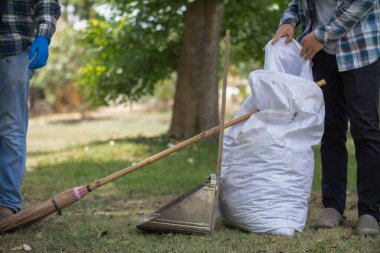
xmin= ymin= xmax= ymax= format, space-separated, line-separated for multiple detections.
xmin=216 ymin=30 xmax=229 ymax=182
xmin=211 ymin=30 xmax=230 ymax=233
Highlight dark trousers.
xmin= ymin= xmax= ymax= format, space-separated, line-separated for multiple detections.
xmin=312 ymin=51 xmax=380 ymax=221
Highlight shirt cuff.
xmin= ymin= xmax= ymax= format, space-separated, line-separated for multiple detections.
xmin=314 ymin=27 xmax=328 ymax=46
xmin=37 ymin=23 xmax=55 ymax=41
xmin=279 ymin=17 xmax=298 ymax=28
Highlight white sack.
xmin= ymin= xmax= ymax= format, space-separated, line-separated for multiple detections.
xmin=264 ymin=38 xmax=313 ymax=80
xmin=219 ymin=38 xmax=325 ymax=236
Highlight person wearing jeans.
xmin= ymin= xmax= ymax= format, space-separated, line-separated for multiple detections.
xmin=272 ymin=0 xmax=380 ymax=235
xmin=0 ymin=1 xmax=60 ymax=219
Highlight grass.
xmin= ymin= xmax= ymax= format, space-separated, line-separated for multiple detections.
xmin=0 ymin=109 xmax=378 ymax=253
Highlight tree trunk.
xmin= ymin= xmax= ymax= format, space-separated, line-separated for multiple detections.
xmin=168 ymin=0 xmax=223 ymax=141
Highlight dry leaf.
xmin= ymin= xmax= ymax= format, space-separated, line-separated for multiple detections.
xmin=23 ymin=244 xmax=32 ymax=252
xmin=11 ymin=246 xmax=23 ymax=251
xmin=268 ymin=236 xmax=278 ymax=243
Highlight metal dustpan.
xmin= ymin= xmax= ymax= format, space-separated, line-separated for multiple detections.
xmin=137 ymin=174 xmax=216 ymax=234
xmin=137 ymin=31 xmax=231 ymax=235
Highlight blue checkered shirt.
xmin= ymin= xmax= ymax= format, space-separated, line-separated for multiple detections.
xmin=280 ymin=0 xmax=380 ymax=71
xmin=0 ymin=0 xmax=61 ymax=58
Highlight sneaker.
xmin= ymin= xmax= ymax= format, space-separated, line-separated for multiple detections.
xmin=356 ymin=214 xmax=380 ymax=236
xmin=0 ymin=206 xmax=15 ymax=220
xmin=314 ymin=208 xmax=347 ymax=229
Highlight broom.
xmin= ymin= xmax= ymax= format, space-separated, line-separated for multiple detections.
xmin=0 ymin=110 xmax=258 ymax=233
xmin=0 ymin=85 xmax=326 ymax=234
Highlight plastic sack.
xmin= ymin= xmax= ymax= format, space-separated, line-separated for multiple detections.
xmin=218 ymin=39 xmax=324 ymax=236
xmin=264 ymin=38 xmax=313 ymax=81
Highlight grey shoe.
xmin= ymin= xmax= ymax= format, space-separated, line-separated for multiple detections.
xmin=0 ymin=206 xmax=15 ymax=220
xmin=314 ymin=208 xmax=347 ymax=229
xmin=356 ymin=214 xmax=380 ymax=236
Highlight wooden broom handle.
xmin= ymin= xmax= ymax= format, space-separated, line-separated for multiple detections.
xmin=88 ymin=79 xmax=326 ymax=190
xmin=88 ymin=109 xmax=259 ymax=190
xmin=316 ymin=79 xmax=326 ymax=86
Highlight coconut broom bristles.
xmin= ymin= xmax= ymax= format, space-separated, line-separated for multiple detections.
xmin=0 ymin=79 xmax=326 ymax=233
xmin=0 ymin=186 xmax=90 ymax=232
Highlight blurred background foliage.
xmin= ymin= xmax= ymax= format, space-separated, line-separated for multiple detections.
xmin=78 ymin=0 xmax=289 ymax=105
xmin=31 ymin=0 xmax=289 ymax=118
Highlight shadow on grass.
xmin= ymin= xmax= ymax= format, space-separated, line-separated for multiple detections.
xmin=27 ymin=134 xmax=171 ymax=157
xmin=24 ymin=137 xmax=218 ymax=202
xmin=47 ymin=115 xmax=114 ymax=125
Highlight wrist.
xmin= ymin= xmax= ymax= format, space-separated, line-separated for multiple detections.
xmin=36 ymin=23 xmax=54 ymax=43
xmin=313 ymin=27 xmax=327 ymax=46
xmin=35 ymin=36 xmax=50 ymax=45
xmin=279 ymin=18 xmax=298 ymax=28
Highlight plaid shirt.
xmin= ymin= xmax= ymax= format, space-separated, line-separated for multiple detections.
xmin=0 ymin=0 xmax=61 ymax=58
xmin=280 ymin=0 xmax=380 ymax=71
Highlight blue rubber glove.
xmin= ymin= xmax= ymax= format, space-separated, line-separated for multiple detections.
xmin=29 ymin=36 xmax=50 ymax=70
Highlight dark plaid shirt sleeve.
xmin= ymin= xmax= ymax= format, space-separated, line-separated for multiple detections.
xmin=277 ymin=0 xmax=379 ymax=72
xmin=0 ymin=0 xmax=60 ymax=58
xmin=279 ymin=0 xmax=300 ymax=28
xmin=314 ymin=0 xmax=377 ymax=45
xmin=34 ymin=0 xmax=61 ymax=40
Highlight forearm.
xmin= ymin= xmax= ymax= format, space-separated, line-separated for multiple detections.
xmin=314 ymin=0 xmax=376 ymax=45
xmin=279 ymin=0 xmax=300 ymax=27
xmin=34 ymin=0 xmax=61 ymax=40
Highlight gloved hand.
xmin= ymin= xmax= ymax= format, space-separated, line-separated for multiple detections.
xmin=29 ymin=36 xmax=50 ymax=70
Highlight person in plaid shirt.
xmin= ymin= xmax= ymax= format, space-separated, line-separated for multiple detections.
xmin=0 ymin=0 xmax=60 ymax=220
xmin=273 ymin=0 xmax=379 ymax=235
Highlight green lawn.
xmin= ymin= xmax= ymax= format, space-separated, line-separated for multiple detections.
xmin=0 ymin=110 xmax=378 ymax=253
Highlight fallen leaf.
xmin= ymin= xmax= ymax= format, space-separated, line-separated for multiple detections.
xmin=11 ymin=246 xmax=23 ymax=251
xmin=23 ymin=244 xmax=32 ymax=251
xmin=268 ymin=236 xmax=277 ymax=243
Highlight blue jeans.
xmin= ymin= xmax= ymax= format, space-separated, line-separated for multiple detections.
xmin=0 ymin=51 xmax=32 ymax=212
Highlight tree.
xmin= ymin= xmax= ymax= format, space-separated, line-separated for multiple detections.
xmin=80 ymin=0 xmax=288 ymax=139
xmin=169 ymin=0 xmax=222 ymax=139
